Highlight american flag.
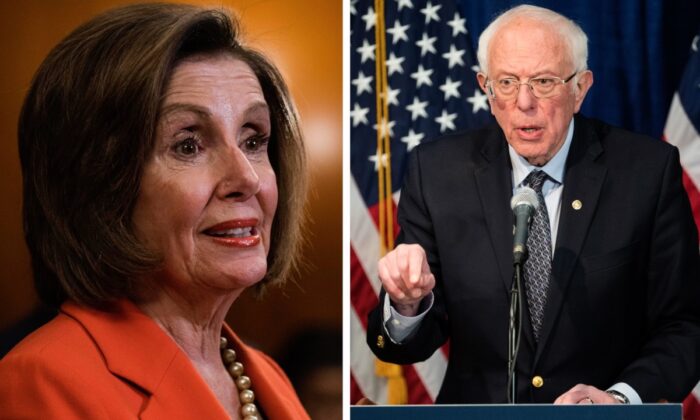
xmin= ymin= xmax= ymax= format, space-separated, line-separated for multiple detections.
xmin=664 ymin=32 xmax=700 ymax=420
xmin=350 ymin=0 xmax=492 ymax=404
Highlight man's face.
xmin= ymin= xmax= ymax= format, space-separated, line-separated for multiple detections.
xmin=478 ymin=18 xmax=593 ymax=166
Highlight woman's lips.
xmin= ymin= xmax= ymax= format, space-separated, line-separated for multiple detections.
xmin=203 ymin=219 xmax=261 ymax=247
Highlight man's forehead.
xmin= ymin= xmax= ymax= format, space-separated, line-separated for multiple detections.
xmin=492 ymin=18 xmax=564 ymax=47
xmin=487 ymin=19 xmax=571 ymax=74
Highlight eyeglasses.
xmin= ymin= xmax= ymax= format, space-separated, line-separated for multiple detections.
xmin=484 ymin=72 xmax=578 ymax=100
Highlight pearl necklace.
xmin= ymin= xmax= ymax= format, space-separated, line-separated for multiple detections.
xmin=219 ymin=336 xmax=261 ymax=420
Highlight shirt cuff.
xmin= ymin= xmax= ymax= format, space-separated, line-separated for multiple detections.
xmin=608 ymin=382 xmax=641 ymax=404
xmin=381 ymin=292 xmax=434 ymax=344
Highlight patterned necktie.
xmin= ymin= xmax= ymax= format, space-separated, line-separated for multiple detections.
xmin=523 ymin=170 xmax=552 ymax=341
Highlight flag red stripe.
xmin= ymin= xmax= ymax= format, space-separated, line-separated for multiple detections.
xmin=351 ymin=247 xmax=379 ymax=330
xmin=684 ymin=394 xmax=700 ymax=420
xmin=402 ymin=364 xmax=435 ymax=403
xmin=682 ymin=170 xmax=700 ymax=235
xmin=367 ymin=200 xmax=401 ymax=240
xmin=441 ymin=340 xmax=450 ymax=358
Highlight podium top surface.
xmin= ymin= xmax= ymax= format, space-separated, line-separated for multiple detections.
xmin=351 ymin=404 xmax=681 ymax=420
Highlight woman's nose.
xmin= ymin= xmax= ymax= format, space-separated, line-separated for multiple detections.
xmin=216 ymin=146 xmax=261 ymax=201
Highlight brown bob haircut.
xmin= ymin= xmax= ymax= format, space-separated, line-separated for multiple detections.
xmin=19 ymin=3 xmax=307 ymax=308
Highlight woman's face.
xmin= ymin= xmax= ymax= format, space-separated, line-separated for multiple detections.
xmin=132 ymin=54 xmax=278 ymax=294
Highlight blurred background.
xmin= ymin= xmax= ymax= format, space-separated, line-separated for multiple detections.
xmin=0 ymin=0 xmax=341 ymax=417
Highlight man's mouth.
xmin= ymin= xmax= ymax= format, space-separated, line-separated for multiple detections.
xmin=517 ymin=126 xmax=543 ymax=138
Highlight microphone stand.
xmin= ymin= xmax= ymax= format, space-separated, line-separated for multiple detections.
xmin=507 ymin=259 xmax=524 ymax=404
xmin=508 ymin=189 xmax=536 ymax=404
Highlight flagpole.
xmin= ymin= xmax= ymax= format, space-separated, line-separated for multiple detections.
xmin=373 ymin=0 xmax=407 ymax=405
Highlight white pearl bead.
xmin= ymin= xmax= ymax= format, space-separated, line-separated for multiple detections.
xmin=236 ymin=375 xmax=251 ymax=390
xmin=228 ymin=361 xmax=244 ymax=377
xmin=222 ymin=349 xmax=237 ymax=364
xmin=241 ymin=403 xmax=258 ymax=416
xmin=240 ymin=389 xmax=255 ymax=404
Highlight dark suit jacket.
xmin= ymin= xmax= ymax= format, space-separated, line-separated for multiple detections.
xmin=367 ymin=114 xmax=700 ymax=404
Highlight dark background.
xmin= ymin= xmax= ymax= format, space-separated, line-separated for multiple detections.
xmin=458 ymin=0 xmax=700 ymax=139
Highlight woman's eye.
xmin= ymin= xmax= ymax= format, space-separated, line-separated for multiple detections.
xmin=244 ymin=135 xmax=270 ymax=152
xmin=174 ymin=138 xmax=200 ymax=156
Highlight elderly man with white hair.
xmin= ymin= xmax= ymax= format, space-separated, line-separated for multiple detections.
xmin=367 ymin=4 xmax=700 ymax=404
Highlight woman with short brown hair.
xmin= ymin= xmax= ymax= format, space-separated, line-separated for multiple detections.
xmin=0 ymin=4 xmax=309 ymax=418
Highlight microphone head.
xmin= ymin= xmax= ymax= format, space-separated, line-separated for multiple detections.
xmin=510 ymin=187 xmax=539 ymax=211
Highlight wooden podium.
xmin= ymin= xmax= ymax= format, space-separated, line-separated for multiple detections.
xmin=351 ymin=404 xmax=681 ymax=419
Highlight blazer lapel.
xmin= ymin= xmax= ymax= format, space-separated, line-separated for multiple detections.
xmin=474 ymin=131 xmax=537 ymax=349
xmin=534 ymin=117 xmax=606 ymax=364
xmin=139 ymin=353 xmax=229 ymax=420
xmin=62 ymin=301 xmax=230 ymax=419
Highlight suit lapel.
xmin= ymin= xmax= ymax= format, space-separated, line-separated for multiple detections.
xmin=473 ymin=131 xmax=537 ymax=349
xmin=474 ymin=130 xmax=513 ymax=295
xmin=534 ymin=117 xmax=606 ymax=364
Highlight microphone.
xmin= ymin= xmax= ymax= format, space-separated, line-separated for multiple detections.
xmin=507 ymin=187 xmax=538 ymax=402
xmin=510 ymin=187 xmax=539 ymax=265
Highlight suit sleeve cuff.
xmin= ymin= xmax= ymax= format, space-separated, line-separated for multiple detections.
xmin=381 ymin=292 xmax=434 ymax=344
xmin=608 ymin=382 xmax=642 ymax=404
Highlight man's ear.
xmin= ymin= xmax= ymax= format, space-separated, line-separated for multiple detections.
xmin=573 ymin=70 xmax=593 ymax=113
xmin=477 ymin=72 xmax=495 ymax=114
xmin=476 ymin=72 xmax=489 ymax=95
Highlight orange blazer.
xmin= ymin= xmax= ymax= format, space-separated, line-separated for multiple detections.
xmin=0 ymin=300 xmax=309 ymax=419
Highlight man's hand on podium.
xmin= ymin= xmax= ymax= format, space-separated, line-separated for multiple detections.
xmin=554 ymin=384 xmax=619 ymax=404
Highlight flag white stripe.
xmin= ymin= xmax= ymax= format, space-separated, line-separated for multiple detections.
xmin=664 ymin=94 xmax=700 ymax=188
xmin=349 ymin=178 xmax=404 ymax=296
xmin=411 ymin=347 xmax=449 ymax=400
xmin=351 ymin=308 xmax=388 ymax=404
xmin=351 ymin=178 xmax=382 ymax=295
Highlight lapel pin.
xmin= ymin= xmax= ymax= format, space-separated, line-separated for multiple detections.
xmin=572 ymin=200 xmax=583 ymax=210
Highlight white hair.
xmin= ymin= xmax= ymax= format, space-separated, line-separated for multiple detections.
xmin=477 ymin=4 xmax=588 ymax=76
